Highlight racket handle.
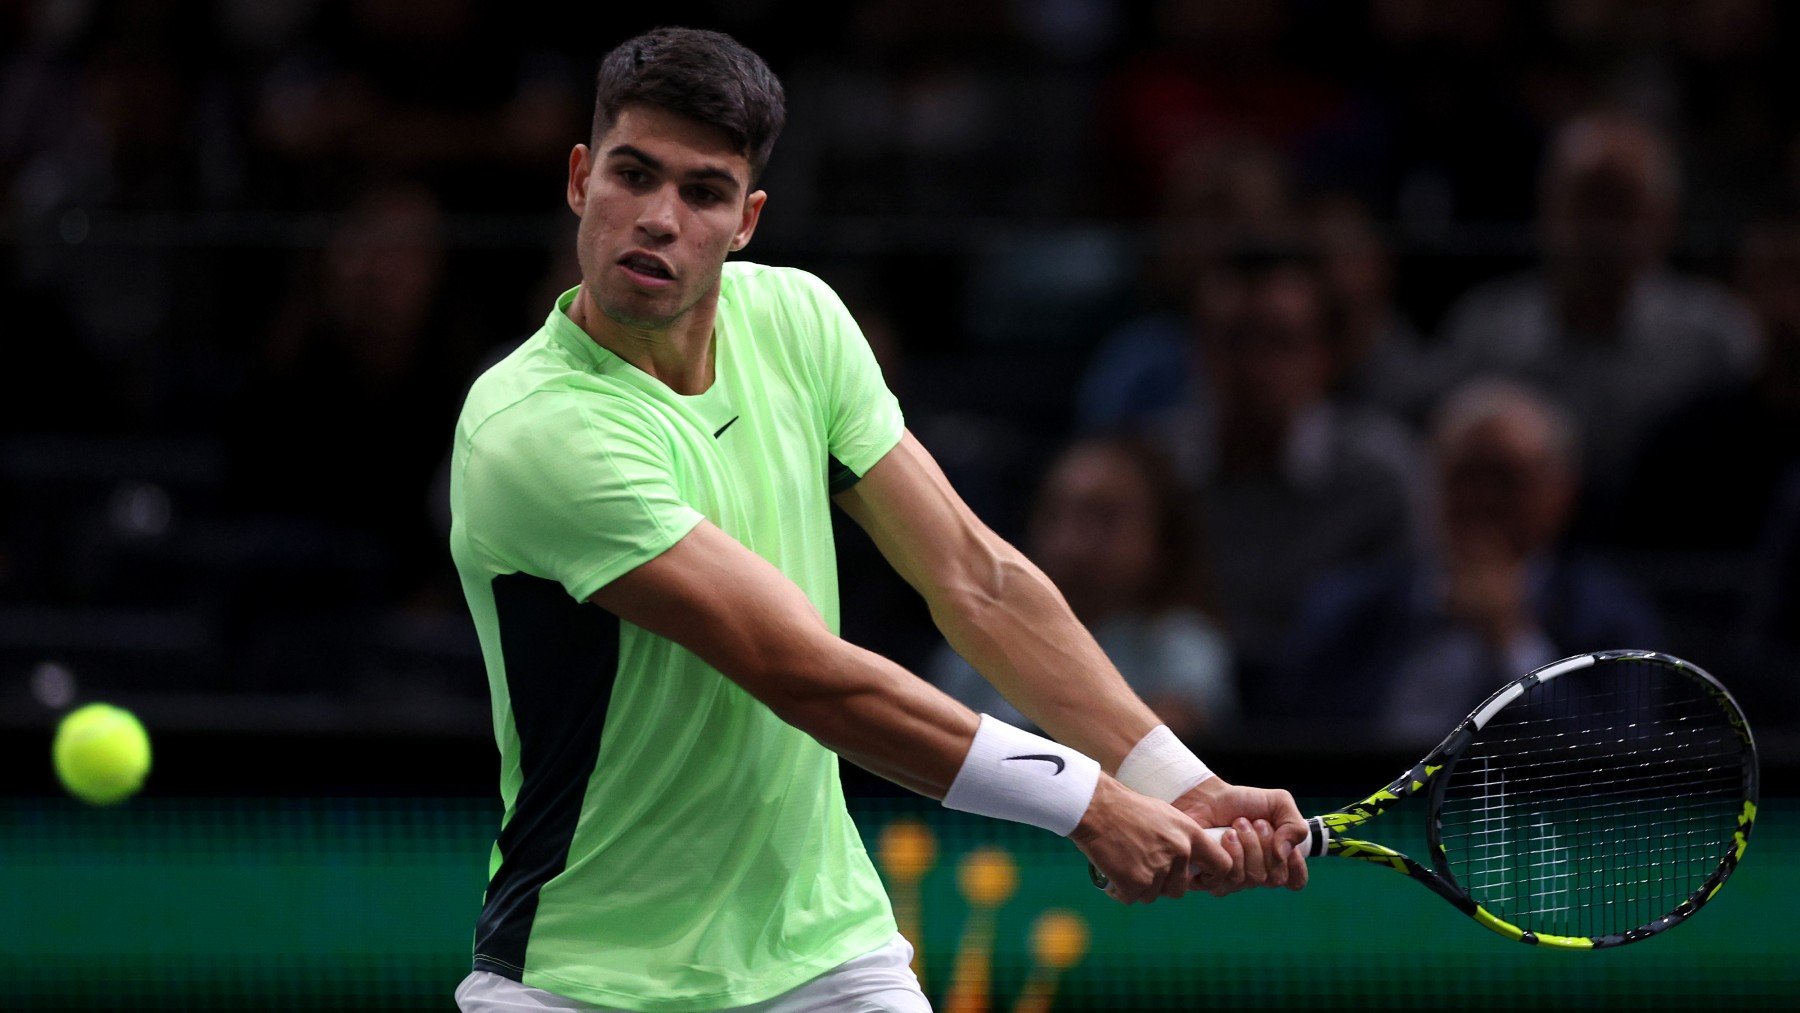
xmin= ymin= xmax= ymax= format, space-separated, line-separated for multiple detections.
xmin=1087 ymin=818 xmax=1325 ymax=890
xmin=1201 ymin=821 xmax=1328 ymax=857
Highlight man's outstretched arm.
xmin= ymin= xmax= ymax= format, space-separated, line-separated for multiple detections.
xmin=833 ymin=431 xmax=1307 ymax=890
xmin=586 ymin=519 xmax=1245 ymax=903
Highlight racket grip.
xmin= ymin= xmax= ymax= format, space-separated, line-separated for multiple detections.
xmin=1201 ymin=822 xmax=1328 ymax=857
xmin=1087 ymin=819 xmax=1324 ymax=890
xmin=1203 ymin=821 xmax=1327 ymax=856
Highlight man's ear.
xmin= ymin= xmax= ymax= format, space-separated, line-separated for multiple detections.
xmin=567 ymin=144 xmax=592 ymax=216
xmin=731 ymin=190 xmax=767 ymax=252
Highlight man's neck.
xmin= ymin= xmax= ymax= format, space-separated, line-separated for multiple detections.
xmin=568 ymin=285 xmax=718 ymax=395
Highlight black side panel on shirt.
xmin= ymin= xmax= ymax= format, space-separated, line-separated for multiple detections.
xmin=473 ymin=573 xmax=621 ymax=979
xmin=827 ymin=452 xmax=861 ymax=494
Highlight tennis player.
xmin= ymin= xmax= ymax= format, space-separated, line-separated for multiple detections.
xmin=449 ymin=27 xmax=1308 ymax=1013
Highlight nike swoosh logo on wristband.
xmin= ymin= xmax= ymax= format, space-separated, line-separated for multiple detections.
xmin=1002 ymin=754 xmax=1066 ymax=775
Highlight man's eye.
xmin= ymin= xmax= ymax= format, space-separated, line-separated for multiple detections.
xmin=619 ymin=168 xmax=649 ymax=186
xmin=684 ymin=187 xmax=722 ymax=206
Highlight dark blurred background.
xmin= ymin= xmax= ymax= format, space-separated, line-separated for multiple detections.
xmin=3 ymin=0 xmax=1794 ymax=747
xmin=2 ymin=1 xmax=1797 ymax=1007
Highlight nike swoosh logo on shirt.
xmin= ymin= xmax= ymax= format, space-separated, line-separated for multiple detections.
xmin=1002 ymin=754 xmax=1066 ymax=775
xmin=713 ymin=416 xmax=740 ymax=438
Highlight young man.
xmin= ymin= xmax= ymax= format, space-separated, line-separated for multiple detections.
xmin=449 ymin=28 xmax=1308 ymax=1013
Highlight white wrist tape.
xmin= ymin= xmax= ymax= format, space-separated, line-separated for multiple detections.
xmin=941 ymin=714 xmax=1100 ymax=836
xmin=1115 ymin=725 xmax=1213 ymax=803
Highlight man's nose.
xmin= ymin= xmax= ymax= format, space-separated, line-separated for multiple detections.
xmin=637 ymin=186 xmax=679 ymax=240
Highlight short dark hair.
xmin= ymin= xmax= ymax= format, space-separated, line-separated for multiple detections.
xmin=593 ymin=27 xmax=786 ymax=183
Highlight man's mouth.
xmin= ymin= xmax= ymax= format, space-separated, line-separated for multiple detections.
xmin=618 ymin=252 xmax=674 ymax=283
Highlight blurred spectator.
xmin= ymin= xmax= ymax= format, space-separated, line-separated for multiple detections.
xmin=929 ymin=435 xmax=1235 ymax=740
xmin=1277 ymin=379 xmax=1660 ymax=745
xmin=1435 ymin=111 xmax=1757 ymax=506
xmin=1307 ymin=191 xmax=1440 ymax=422
xmin=1139 ymin=246 xmax=1419 ymax=699
xmin=1615 ymin=217 xmax=1800 ymax=550
xmin=1076 ymin=138 xmax=1297 ymax=433
xmin=1078 ymin=188 xmax=1436 ymax=439
xmin=225 ymin=181 xmax=475 ymax=606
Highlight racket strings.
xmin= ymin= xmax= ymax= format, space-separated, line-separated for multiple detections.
xmin=1444 ymin=802 xmax=1741 ymax=845
xmin=1440 ymin=770 xmax=1742 ymax=811
xmin=1435 ymin=659 xmax=1747 ymax=940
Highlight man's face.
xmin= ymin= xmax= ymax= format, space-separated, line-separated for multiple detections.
xmin=1203 ymin=267 xmax=1332 ymax=425
xmin=1543 ymin=156 xmax=1669 ymax=290
xmin=1028 ymin=446 xmax=1162 ymax=612
xmin=1436 ymin=415 xmax=1575 ymax=556
xmin=566 ymin=104 xmax=765 ymax=331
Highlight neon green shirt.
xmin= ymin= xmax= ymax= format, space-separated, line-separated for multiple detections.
xmin=448 ymin=263 xmax=905 ymax=1010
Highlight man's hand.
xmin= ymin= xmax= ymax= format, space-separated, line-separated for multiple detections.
xmin=1071 ymin=777 xmax=1234 ymax=904
xmin=1173 ymin=778 xmax=1309 ymax=894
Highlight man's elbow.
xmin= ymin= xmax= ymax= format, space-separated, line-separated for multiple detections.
xmin=935 ymin=539 xmax=1035 ymax=622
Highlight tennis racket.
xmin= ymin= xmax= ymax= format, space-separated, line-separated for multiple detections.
xmin=1091 ymin=650 xmax=1758 ymax=948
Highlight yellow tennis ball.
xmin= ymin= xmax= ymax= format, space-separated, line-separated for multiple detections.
xmin=1031 ymin=910 xmax=1089 ymax=969
xmin=53 ymin=703 xmax=151 ymax=805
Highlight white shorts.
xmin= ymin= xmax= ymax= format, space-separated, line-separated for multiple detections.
xmin=453 ymin=933 xmax=931 ymax=1013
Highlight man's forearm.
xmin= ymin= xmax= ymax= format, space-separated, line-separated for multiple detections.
xmin=765 ymin=637 xmax=1108 ymax=842
xmin=927 ymin=541 xmax=1162 ymax=770
xmin=830 ymin=433 xmax=1165 ymax=771
xmin=769 ymin=638 xmax=980 ymax=799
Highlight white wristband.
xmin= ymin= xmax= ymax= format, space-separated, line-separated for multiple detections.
xmin=941 ymin=715 xmax=1101 ymax=837
xmin=1115 ymin=725 xmax=1213 ymax=803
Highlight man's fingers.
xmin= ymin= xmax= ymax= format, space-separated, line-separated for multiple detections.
xmin=1218 ymin=825 xmax=1245 ymax=885
xmin=1096 ymin=860 xmax=1149 ymax=905
xmin=1236 ymin=818 xmax=1268 ymax=886
xmin=1158 ymin=858 xmax=1191 ymax=901
xmin=1145 ymin=848 xmax=1181 ymax=903
xmin=1190 ymin=824 xmax=1239 ymax=882
xmin=1274 ymin=820 xmax=1308 ymax=852
xmin=1285 ymin=845 xmax=1309 ymax=891
xmin=1257 ymin=819 xmax=1287 ymax=888
xmin=1269 ymin=789 xmax=1304 ymax=829
xmin=1205 ymin=869 xmax=1235 ymax=898
xmin=1153 ymin=831 xmax=1202 ymax=902
xmin=1164 ymin=782 xmax=1311 ymax=894
xmin=1105 ymin=873 xmax=1142 ymax=905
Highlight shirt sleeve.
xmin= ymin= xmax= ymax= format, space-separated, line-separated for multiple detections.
xmin=787 ymin=270 xmax=905 ymax=491
xmin=459 ymin=392 xmax=704 ymax=602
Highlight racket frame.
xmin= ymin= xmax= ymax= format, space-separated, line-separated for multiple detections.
xmin=1303 ymin=649 xmax=1759 ymax=949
